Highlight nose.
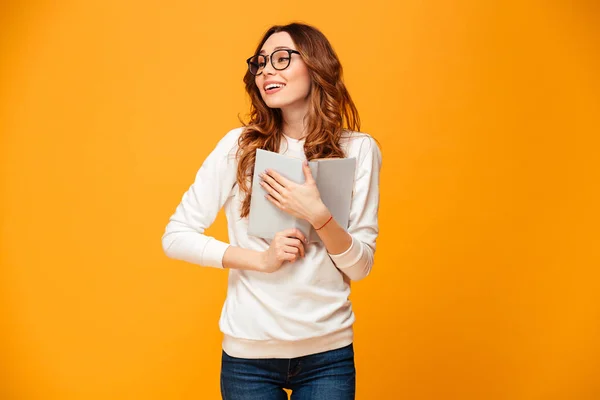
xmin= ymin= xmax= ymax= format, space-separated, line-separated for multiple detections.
xmin=262 ymin=56 xmax=276 ymax=76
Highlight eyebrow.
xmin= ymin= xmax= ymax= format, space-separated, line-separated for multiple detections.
xmin=259 ymin=46 xmax=293 ymax=54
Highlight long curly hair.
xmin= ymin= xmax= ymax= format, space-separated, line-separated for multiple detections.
xmin=237 ymin=22 xmax=360 ymax=218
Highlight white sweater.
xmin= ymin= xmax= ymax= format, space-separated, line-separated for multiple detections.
xmin=162 ymin=127 xmax=381 ymax=359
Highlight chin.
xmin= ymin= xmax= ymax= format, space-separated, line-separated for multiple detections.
xmin=263 ymin=98 xmax=291 ymax=109
xmin=263 ymin=96 xmax=307 ymax=110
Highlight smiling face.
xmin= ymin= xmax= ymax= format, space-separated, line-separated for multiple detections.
xmin=254 ymin=32 xmax=312 ymax=113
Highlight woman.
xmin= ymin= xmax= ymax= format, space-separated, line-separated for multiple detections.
xmin=162 ymin=22 xmax=382 ymax=400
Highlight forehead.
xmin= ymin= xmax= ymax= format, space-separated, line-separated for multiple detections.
xmin=259 ymin=32 xmax=297 ymax=54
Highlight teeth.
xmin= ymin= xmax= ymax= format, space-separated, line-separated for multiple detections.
xmin=266 ymin=83 xmax=285 ymax=90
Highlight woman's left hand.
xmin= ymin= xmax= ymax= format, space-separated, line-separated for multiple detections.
xmin=260 ymin=161 xmax=329 ymax=226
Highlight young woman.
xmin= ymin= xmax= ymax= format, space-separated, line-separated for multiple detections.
xmin=162 ymin=22 xmax=382 ymax=400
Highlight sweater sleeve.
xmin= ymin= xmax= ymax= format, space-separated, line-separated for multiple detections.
xmin=161 ymin=128 xmax=241 ymax=268
xmin=329 ymin=135 xmax=382 ymax=281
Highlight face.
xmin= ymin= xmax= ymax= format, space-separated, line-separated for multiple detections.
xmin=253 ymin=32 xmax=312 ymax=113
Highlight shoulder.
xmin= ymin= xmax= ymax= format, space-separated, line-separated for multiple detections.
xmin=340 ymin=130 xmax=382 ymax=161
xmin=218 ymin=126 xmax=245 ymax=149
xmin=211 ymin=126 xmax=245 ymax=161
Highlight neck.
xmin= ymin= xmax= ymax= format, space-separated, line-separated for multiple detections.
xmin=281 ymin=104 xmax=309 ymax=140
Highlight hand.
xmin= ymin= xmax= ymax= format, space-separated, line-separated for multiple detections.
xmin=260 ymin=228 xmax=307 ymax=273
xmin=260 ymin=161 xmax=329 ymax=226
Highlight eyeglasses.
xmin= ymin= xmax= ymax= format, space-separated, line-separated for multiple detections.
xmin=246 ymin=49 xmax=301 ymax=76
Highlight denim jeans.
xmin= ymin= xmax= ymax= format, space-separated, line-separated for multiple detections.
xmin=220 ymin=343 xmax=356 ymax=400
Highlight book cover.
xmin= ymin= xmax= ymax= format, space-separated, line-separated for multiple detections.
xmin=247 ymin=149 xmax=356 ymax=243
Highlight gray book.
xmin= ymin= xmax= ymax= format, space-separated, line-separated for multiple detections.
xmin=248 ymin=149 xmax=356 ymax=242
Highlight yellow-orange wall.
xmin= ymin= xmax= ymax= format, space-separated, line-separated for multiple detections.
xmin=1 ymin=1 xmax=599 ymax=399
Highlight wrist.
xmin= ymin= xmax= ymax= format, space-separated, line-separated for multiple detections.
xmin=222 ymin=246 xmax=266 ymax=272
xmin=254 ymin=251 xmax=267 ymax=272
xmin=311 ymin=204 xmax=331 ymax=228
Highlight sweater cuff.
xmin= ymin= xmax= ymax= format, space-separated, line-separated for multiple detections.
xmin=328 ymin=236 xmax=364 ymax=270
xmin=202 ymin=238 xmax=230 ymax=268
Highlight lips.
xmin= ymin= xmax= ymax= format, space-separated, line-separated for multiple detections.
xmin=264 ymin=81 xmax=286 ymax=93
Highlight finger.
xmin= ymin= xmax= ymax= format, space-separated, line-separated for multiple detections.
xmin=265 ymin=194 xmax=283 ymax=209
xmin=302 ymin=161 xmax=315 ymax=184
xmin=281 ymin=251 xmax=297 ymax=262
xmin=282 ymin=246 xmax=301 ymax=262
xmin=281 ymin=228 xmax=307 ymax=244
xmin=284 ymin=238 xmax=305 ymax=258
xmin=260 ymin=172 xmax=285 ymax=194
xmin=283 ymin=245 xmax=300 ymax=255
xmin=264 ymin=169 xmax=291 ymax=190
xmin=260 ymin=180 xmax=283 ymax=202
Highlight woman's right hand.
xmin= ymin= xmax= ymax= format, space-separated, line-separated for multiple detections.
xmin=260 ymin=228 xmax=307 ymax=273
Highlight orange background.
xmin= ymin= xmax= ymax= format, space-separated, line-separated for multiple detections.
xmin=1 ymin=1 xmax=599 ymax=399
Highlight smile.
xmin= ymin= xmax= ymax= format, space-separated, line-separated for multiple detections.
xmin=264 ymin=83 xmax=286 ymax=94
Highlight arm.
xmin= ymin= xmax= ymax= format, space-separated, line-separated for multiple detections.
xmin=222 ymin=246 xmax=264 ymax=271
xmin=260 ymin=135 xmax=382 ymax=281
xmin=317 ymin=136 xmax=381 ymax=281
xmin=222 ymin=228 xmax=307 ymax=272
xmin=161 ymin=129 xmax=240 ymax=268
xmin=162 ymin=128 xmax=307 ymax=272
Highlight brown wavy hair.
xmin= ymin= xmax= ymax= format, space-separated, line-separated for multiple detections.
xmin=237 ymin=22 xmax=360 ymax=218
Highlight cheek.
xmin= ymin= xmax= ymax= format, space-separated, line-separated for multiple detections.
xmin=300 ymin=72 xmax=312 ymax=94
xmin=290 ymin=67 xmax=312 ymax=95
xmin=254 ymin=77 xmax=265 ymax=96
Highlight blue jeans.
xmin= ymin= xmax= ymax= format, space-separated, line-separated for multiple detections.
xmin=220 ymin=343 xmax=356 ymax=400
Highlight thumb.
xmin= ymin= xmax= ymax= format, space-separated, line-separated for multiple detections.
xmin=303 ymin=161 xmax=315 ymax=183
